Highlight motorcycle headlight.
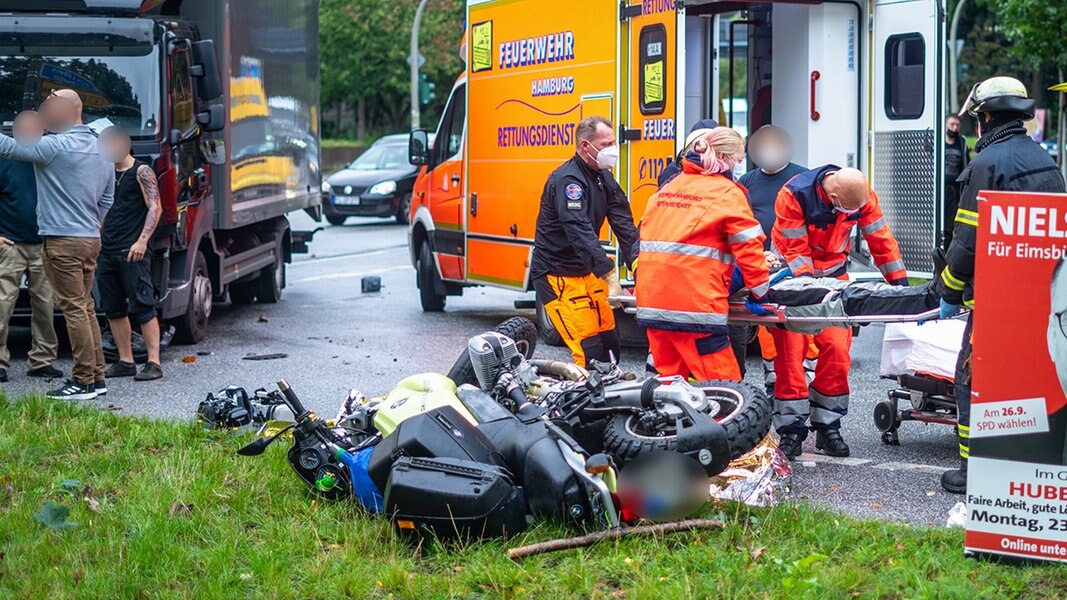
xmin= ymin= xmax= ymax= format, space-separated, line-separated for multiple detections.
xmin=321 ymin=180 xmax=331 ymax=193
xmin=368 ymin=180 xmax=397 ymax=196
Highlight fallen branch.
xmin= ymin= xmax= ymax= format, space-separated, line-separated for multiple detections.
xmin=506 ymin=519 xmax=724 ymax=560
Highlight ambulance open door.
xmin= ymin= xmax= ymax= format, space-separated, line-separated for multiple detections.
xmin=871 ymin=0 xmax=943 ymax=275
xmin=619 ymin=0 xmax=681 ymax=275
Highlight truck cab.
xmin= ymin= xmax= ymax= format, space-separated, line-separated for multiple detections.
xmin=0 ymin=0 xmax=322 ymax=343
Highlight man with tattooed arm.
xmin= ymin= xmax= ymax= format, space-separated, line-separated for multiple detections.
xmin=97 ymin=126 xmax=164 ymax=381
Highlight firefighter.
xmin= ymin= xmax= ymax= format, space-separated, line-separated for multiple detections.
xmin=937 ymin=76 xmax=1066 ymax=493
xmin=771 ymin=166 xmax=907 ymax=460
xmin=636 ymin=127 xmax=770 ymax=381
xmin=531 ymin=116 xmax=639 ymax=368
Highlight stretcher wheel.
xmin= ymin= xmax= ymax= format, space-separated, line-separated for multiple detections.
xmin=873 ymin=400 xmax=901 ymax=442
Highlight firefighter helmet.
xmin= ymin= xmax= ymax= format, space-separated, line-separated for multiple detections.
xmin=959 ymin=76 xmax=1036 ymax=119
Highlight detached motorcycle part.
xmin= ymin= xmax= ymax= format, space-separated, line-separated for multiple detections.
xmin=447 ymin=317 xmax=538 ymax=387
xmin=367 ymin=406 xmax=507 ymax=492
xmin=384 ymin=456 xmax=528 ymax=542
xmin=603 ymin=380 xmax=770 ymax=471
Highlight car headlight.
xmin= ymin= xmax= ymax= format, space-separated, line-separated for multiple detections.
xmin=321 ymin=180 xmax=331 ymax=193
xmin=368 ymin=180 xmax=397 ymax=196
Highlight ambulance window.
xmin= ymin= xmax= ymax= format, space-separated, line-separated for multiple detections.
xmin=435 ymin=83 xmax=466 ymax=164
xmin=639 ymin=25 xmax=667 ymax=115
xmin=885 ymin=34 xmax=925 ymax=120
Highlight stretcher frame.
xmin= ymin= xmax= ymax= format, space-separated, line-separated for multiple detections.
xmin=610 ymin=295 xmax=945 ymax=326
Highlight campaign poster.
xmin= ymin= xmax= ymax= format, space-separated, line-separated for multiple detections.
xmin=966 ymin=190 xmax=1067 ymax=562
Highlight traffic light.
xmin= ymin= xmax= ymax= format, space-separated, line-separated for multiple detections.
xmin=419 ymin=72 xmax=436 ymax=106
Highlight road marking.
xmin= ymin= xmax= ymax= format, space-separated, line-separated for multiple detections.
xmin=290 ymin=265 xmax=410 ymax=284
xmin=794 ymin=452 xmax=951 ymax=473
xmin=796 ymin=453 xmax=873 ymax=467
xmin=290 ymin=244 xmax=407 ymax=267
xmin=872 ymin=461 xmax=952 ymax=474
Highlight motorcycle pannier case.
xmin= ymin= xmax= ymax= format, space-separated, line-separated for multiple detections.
xmin=384 ymin=456 xmax=528 ymax=541
xmin=367 ymin=406 xmax=506 ymax=491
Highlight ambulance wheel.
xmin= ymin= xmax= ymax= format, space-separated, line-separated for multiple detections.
xmin=326 ymin=214 xmax=347 ymax=226
xmin=536 ymin=299 xmax=565 ymax=347
xmin=446 ymin=317 xmax=538 ymax=387
xmin=417 ymin=243 xmax=446 ymax=312
xmin=603 ymin=380 xmax=772 ymax=464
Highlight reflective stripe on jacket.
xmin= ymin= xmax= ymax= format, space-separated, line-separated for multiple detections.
xmin=772 ymin=165 xmax=907 ymax=283
xmin=635 ymin=162 xmax=770 ymax=333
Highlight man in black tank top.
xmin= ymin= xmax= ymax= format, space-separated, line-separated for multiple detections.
xmin=97 ymin=127 xmax=163 ymax=381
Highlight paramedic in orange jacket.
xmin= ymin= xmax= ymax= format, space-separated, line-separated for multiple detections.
xmin=636 ymin=127 xmax=770 ymax=381
xmin=770 ymin=166 xmax=907 ymax=460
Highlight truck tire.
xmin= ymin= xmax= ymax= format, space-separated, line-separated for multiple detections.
xmin=228 ymin=281 xmax=256 ymax=305
xmin=536 ymin=299 xmax=565 ymax=347
xmin=173 ymin=251 xmax=212 ymax=344
xmin=255 ymin=256 xmax=283 ymax=304
xmin=417 ymin=242 xmax=446 ymax=312
xmin=395 ymin=193 xmax=412 ymax=225
xmin=602 ymin=380 xmax=772 ymax=464
xmin=446 ymin=316 xmax=538 ymax=387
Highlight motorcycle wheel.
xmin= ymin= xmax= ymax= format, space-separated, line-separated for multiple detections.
xmin=446 ymin=316 xmax=539 ymax=387
xmin=602 ymin=380 xmax=772 ymax=464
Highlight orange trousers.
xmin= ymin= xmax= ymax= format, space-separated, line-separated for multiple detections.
xmin=770 ymin=325 xmax=852 ymax=433
xmin=647 ymin=329 xmax=741 ymax=381
xmin=543 ymin=273 xmax=619 ymax=367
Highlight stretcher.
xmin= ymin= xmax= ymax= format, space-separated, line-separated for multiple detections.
xmin=612 ymin=288 xmax=968 ymax=446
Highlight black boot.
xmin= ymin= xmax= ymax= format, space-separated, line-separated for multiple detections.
xmin=815 ymin=428 xmax=850 ymax=457
xmin=941 ymin=458 xmax=968 ymax=494
xmin=778 ymin=430 xmax=808 ymax=461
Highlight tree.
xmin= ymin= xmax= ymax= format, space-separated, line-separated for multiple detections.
xmin=320 ymin=0 xmax=464 ymax=139
xmin=985 ymin=0 xmax=1067 ymax=171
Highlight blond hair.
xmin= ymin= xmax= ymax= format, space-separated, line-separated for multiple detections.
xmin=689 ymin=127 xmax=745 ymax=175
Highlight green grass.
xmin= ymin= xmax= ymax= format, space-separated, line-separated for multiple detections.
xmin=0 ymin=395 xmax=1064 ymax=599
xmin=321 ymin=138 xmax=370 ymax=149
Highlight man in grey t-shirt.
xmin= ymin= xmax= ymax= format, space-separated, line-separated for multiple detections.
xmin=0 ymin=89 xmax=114 ymax=400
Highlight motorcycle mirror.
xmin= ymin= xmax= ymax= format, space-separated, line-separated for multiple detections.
xmin=236 ymin=423 xmax=297 ymax=457
xmin=236 ymin=437 xmax=270 ymax=456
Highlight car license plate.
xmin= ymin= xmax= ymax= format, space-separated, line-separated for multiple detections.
xmin=333 ymin=195 xmax=361 ymax=206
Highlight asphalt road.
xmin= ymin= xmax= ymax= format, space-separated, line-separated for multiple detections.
xmin=0 ymin=213 xmax=962 ymax=526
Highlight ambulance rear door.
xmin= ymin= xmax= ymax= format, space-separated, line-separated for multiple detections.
xmin=870 ymin=0 xmax=944 ymax=275
xmin=464 ymin=0 xmax=619 ymax=290
xmin=619 ymin=0 xmax=681 ymax=273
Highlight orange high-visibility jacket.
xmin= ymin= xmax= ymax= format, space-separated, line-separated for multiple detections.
xmin=771 ymin=165 xmax=907 ymax=283
xmin=636 ymin=163 xmax=770 ymax=333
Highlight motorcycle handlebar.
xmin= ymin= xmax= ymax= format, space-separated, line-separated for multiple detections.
xmin=277 ymin=379 xmax=309 ymax=418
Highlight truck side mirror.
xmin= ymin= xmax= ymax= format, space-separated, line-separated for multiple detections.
xmin=190 ymin=39 xmax=222 ymax=101
xmin=197 ymin=103 xmax=226 ymax=132
xmin=409 ymin=129 xmax=430 ymax=166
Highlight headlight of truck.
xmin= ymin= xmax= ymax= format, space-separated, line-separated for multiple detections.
xmin=321 ymin=181 xmax=331 ymax=193
xmin=368 ymin=180 xmax=397 ymax=196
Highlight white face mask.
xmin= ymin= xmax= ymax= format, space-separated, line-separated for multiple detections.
xmin=588 ymin=144 xmax=619 ymax=170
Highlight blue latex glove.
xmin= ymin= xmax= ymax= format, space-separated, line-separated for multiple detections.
xmin=939 ymin=299 xmax=962 ymax=320
xmin=745 ymin=297 xmax=771 ymax=316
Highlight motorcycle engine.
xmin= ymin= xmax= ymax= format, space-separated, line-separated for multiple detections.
xmin=468 ymin=332 xmax=525 ymax=389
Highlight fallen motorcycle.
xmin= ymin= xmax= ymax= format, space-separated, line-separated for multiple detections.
xmin=447 ymin=318 xmax=773 ymax=475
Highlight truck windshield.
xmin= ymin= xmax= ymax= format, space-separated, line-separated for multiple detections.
xmin=0 ymin=46 xmax=161 ymax=138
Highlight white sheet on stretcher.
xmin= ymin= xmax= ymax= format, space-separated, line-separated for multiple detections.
xmin=879 ymin=320 xmax=966 ymax=380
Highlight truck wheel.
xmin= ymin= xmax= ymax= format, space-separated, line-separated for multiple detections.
xmin=255 ymin=256 xmax=284 ymax=304
xmin=446 ymin=317 xmax=538 ymax=387
xmin=602 ymin=380 xmax=772 ymax=464
xmin=395 ymin=193 xmax=412 ymax=225
xmin=417 ymin=242 xmax=446 ymax=312
xmin=173 ymin=251 xmax=212 ymax=344
xmin=228 ymin=281 xmax=256 ymax=305
xmin=536 ymin=299 xmax=565 ymax=347
xmin=326 ymin=214 xmax=346 ymax=226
